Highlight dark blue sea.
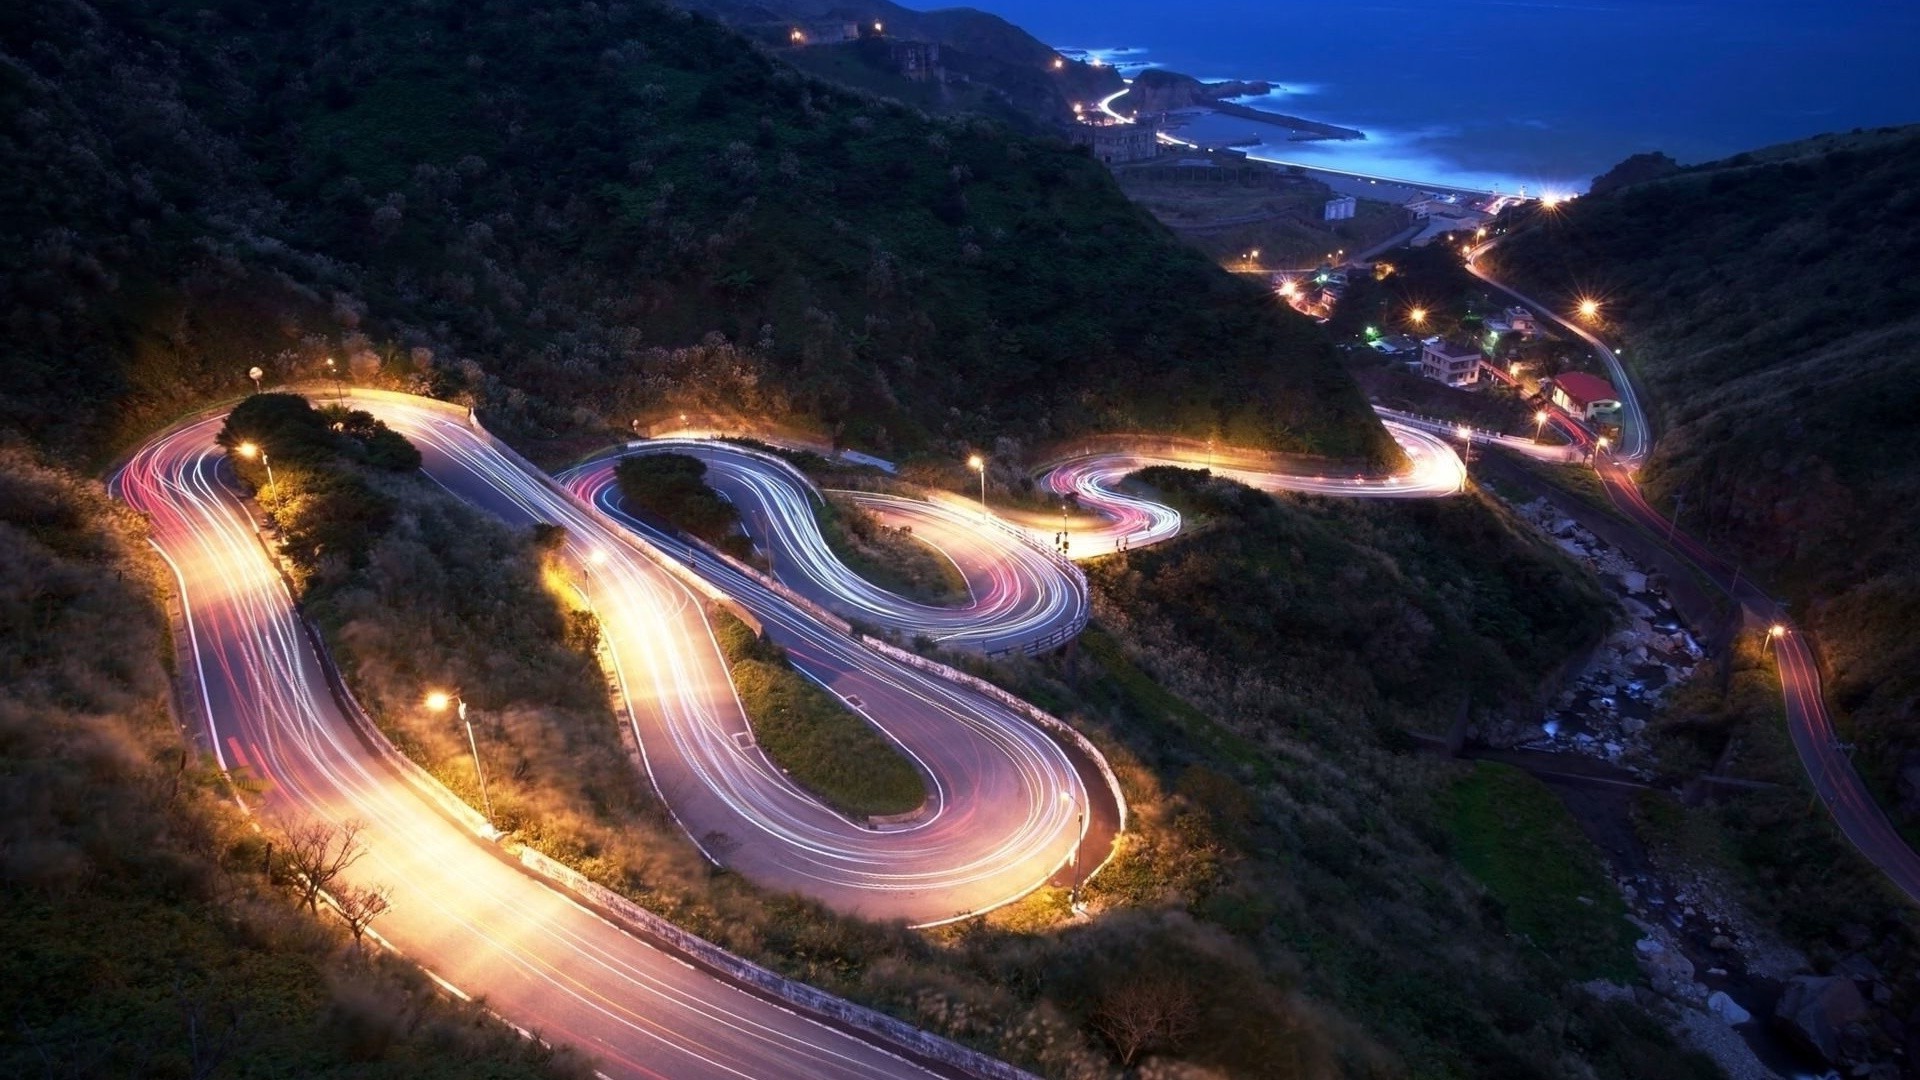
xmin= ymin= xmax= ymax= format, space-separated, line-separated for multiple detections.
xmin=966 ymin=0 xmax=1920 ymax=192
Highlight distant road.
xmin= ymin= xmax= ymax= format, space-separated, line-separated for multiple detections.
xmin=1468 ymin=248 xmax=1920 ymax=904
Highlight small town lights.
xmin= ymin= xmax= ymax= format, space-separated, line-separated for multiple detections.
xmin=1052 ymin=56 xmax=1064 ymax=70
xmin=788 ymin=27 xmax=804 ymax=43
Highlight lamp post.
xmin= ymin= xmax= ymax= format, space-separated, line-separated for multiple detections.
xmin=248 ymin=365 xmax=264 ymax=394
xmin=1455 ymin=424 xmax=1473 ymax=471
xmin=427 ymin=691 xmax=494 ymax=825
xmin=1534 ymin=409 xmax=1550 ymax=443
xmin=325 ymin=356 xmax=344 ymax=400
xmin=235 ymin=442 xmax=274 ymax=496
xmin=968 ymin=454 xmax=986 ymax=507
xmin=1062 ymin=789 xmax=1084 ymax=909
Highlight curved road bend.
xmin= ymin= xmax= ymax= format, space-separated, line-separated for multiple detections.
xmin=354 ymin=400 xmax=1100 ymax=927
xmin=114 ymin=416 xmax=945 ymax=1080
xmin=571 ymin=440 xmax=1089 ymax=657
xmin=1036 ymin=419 xmax=1467 ymax=555
xmin=1469 ymin=249 xmax=1920 ymax=902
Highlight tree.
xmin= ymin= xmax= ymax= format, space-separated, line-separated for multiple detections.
xmin=280 ymin=818 xmax=368 ymax=913
xmin=1092 ymin=977 xmax=1201 ymax=1066
xmin=335 ymin=882 xmax=394 ymax=947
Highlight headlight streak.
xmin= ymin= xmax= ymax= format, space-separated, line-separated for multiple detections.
xmin=1038 ymin=421 xmax=1465 ymax=559
xmin=115 ymin=416 xmax=930 ymax=1079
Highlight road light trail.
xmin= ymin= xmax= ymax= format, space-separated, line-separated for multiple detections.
xmin=113 ymin=414 xmax=949 ymax=1080
xmin=1035 ymin=420 xmax=1466 ymax=556
xmin=570 ymin=439 xmax=1089 ymax=656
xmin=352 ymin=401 xmax=1096 ymax=926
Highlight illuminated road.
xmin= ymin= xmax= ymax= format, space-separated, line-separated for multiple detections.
xmin=113 ymin=412 xmax=958 ymax=1080
xmin=569 ymin=440 xmax=1089 ymax=657
xmin=1035 ymin=419 xmax=1467 ymax=555
xmin=349 ymin=398 xmax=1100 ymax=928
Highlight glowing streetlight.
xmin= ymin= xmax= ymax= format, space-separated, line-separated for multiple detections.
xmin=1534 ymin=409 xmax=1550 ymax=441
xmin=872 ymin=20 xmax=883 ymax=32
xmin=234 ymin=441 xmax=275 ymax=495
xmin=427 ymin=690 xmax=493 ymax=824
xmin=1409 ymin=307 xmax=1428 ymax=326
xmin=1052 ymin=56 xmax=1064 ymax=70
xmin=1455 ymin=424 xmax=1473 ymax=469
xmin=588 ymin=548 xmax=610 ymax=566
xmin=248 ymin=365 xmax=264 ymax=394
xmin=788 ymin=27 xmax=804 ymax=44
xmin=967 ymin=454 xmax=986 ymax=507
xmin=1578 ymin=298 xmax=1601 ymax=319
xmin=1768 ymin=624 xmax=1786 ymax=640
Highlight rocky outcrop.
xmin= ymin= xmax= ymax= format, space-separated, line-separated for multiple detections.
xmin=1589 ymin=150 xmax=1681 ymax=196
xmin=1122 ymin=68 xmax=1271 ymax=112
xmin=1773 ymin=974 xmax=1867 ymax=1064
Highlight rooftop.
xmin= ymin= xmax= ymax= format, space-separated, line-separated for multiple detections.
xmin=1555 ymin=371 xmax=1619 ymax=404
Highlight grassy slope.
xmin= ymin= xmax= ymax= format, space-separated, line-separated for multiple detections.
xmin=1490 ymin=125 xmax=1920 ymax=824
xmin=0 ymin=0 xmax=1395 ymax=468
xmin=0 ymin=448 xmax=583 ymax=1079
xmin=1445 ymin=763 xmax=1638 ymax=982
xmin=711 ymin=609 xmax=925 ymax=818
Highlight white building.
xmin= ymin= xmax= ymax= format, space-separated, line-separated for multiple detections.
xmin=1324 ymin=195 xmax=1356 ymax=221
xmin=1420 ymin=338 xmax=1483 ymax=387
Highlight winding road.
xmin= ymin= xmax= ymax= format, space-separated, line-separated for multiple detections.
xmin=115 ymin=411 xmax=949 ymax=1080
xmin=116 ymin=383 xmax=1471 ymax=1076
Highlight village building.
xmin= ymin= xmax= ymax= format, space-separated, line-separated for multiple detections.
xmin=1420 ymin=338 xmax=1484 ymax=387
xmin=1550 ymin=372 xmax=1623 ymax=420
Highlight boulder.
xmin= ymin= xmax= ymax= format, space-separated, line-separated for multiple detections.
xmin=1636 ymin=937 xmax=1701 ymax=1002
xmin=1774 ymin=974 xmax=1868 ymax=1064
xmin=1615 ymin=570 xmax=1649 ymax=593
xmin=1707 ymin=990 xmax=1752 ymax=1026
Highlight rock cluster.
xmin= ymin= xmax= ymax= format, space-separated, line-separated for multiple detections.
xmin=1501 ymin=498 xmax=1701 ymax=769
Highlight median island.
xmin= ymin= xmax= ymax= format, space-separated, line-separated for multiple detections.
xmin=710 ymin=608 xmax=927 ymax=819
xmin=814 ymin=494 xmax=969 ymax=607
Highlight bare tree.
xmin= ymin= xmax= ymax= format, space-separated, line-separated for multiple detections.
xmin=280 ymin=818 xmax=367 ymax=913
xmin=1091 ymin=978 xmax=1201 ymax=1066
xmin=335 ymin=882 xmax=394 ymax=947
xmin=175 ymin=979 xmax=243 ymax=1080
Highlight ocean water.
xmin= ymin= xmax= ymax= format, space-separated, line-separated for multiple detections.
xmin=966 ymin=0 xmax=1920 ymax=192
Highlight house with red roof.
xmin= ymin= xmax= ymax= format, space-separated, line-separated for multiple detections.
xmin=1550 ymin=372 xmax=1622 ymax=421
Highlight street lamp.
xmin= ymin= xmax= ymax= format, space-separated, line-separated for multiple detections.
xmin=967 ymin=454 xmax=986 ymax=507
xmin=1409 ymin=306 xmax=1428 ymax=326
xmin=248 ymin=365 xmax=264 ymax=394
xmin=1578 ymin=298 xmax=1600 ymax=320
xmin=427 ymin=690 xmax=494 ymax=825
xmin=1534 ymin=409 xmax=1550 ymax=442
xmin=1061 ymin=790 xmax=1084 ymax=909
xmin=325 ymin=356 xmax=344 ymax=400
xmin=235 ymin=441 xmax=275 ymax=495
xmin=1455 ymin=424 xmax=1473 ymax=470
xmin=1768 ymin=624 xmax=1787 ymax=641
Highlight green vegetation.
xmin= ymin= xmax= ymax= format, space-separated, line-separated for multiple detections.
xmin=948 ymin=475 xmax=1708 ymax=1078
xmin=1491 ymin=127 xmax=1920 ymax=831
xmin=0 ymin=447 xmax=583 ymax=1079
xmin=709 ymin=608 xmax=925 ymax=818
xmin=1444 ymin=763 xmax=1638 ymax=981
xmin=1 ymin=0 xmax=1394 ymax=467
xmin=613 ymin=453 xmax=754 ymax=562
xmin=816 ymin=494 xmax=969 ymax=605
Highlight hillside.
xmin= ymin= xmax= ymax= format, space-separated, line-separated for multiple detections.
xmin=1 ymin=0 xmax=1391 ymax=467
xmin=1489 ymin=125 xmax=1920 ymax=818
